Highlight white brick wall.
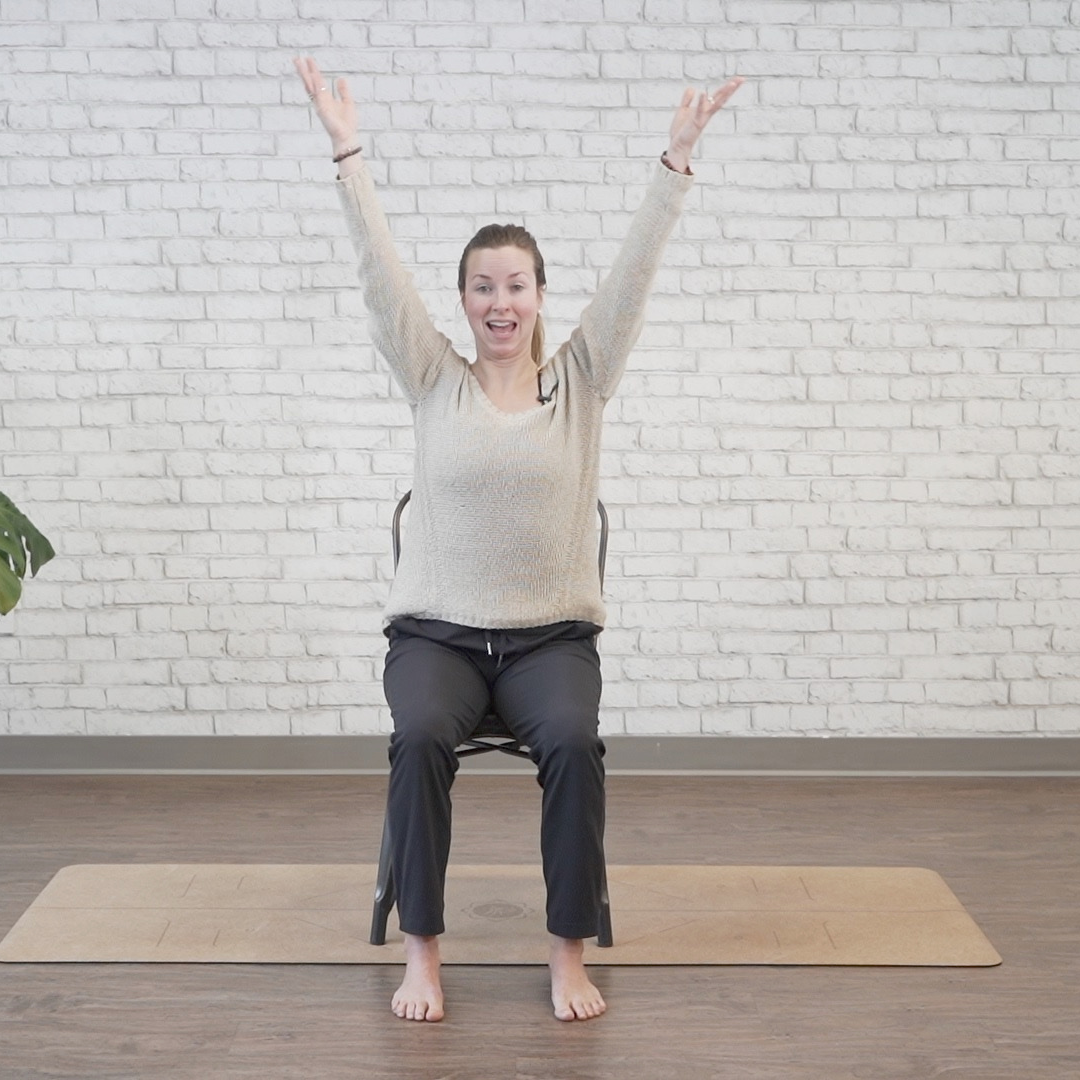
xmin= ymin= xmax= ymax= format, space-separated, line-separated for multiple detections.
xmin=2 ymin=1 xmax=1079 ymax=738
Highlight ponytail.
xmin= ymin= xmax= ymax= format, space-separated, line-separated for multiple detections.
xmin=531 ymin=312 xmax=546 ymax=367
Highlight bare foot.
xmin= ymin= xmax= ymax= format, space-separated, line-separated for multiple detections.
xmin=549 ymin=935 xmax=606 ymax=1021
xmin=391 ymin=933 xmax=445 ymax=1022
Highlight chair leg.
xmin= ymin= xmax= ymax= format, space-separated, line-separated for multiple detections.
xmin=597 ymin=859 xmax=613 ymax=948
xmin=369 ymin=809 xmax=396 ymax=946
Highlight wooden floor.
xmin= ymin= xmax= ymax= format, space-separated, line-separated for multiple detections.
xmin=1 ymin=772 xmax=1077 ymax=1080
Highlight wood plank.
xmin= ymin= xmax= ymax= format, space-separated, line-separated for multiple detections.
xmin=1 ymin=775 xmax=1078 ymax=1079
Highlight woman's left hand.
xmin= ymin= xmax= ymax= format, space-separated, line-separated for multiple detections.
xmin=666 ymin=77 xmax=745 ymax=173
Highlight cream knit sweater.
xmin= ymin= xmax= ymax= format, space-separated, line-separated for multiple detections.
xmin=336 ymin=161 xmax=694 ymax=629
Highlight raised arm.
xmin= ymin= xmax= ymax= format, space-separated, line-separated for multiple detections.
xmin=567 ymin=78 xmax=745 ymax=401
xmin=295 ymin=57 xmax=452 ymax=404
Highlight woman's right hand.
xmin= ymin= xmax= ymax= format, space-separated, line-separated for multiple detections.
xmin=294 ymin=56 xmax=358 ymax=154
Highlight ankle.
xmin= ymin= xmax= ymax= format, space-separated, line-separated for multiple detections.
xmin=549 ymin=935 xmax=585 ymax=961
xmin=404 ymin=933 xmax=440 ymax=958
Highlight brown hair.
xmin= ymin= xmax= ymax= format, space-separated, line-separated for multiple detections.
xmin=458 ymin=224 xmax=546 ymax=367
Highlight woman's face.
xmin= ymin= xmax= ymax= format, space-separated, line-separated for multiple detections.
xmin=461 ymin=246 xmax=543 ymax=365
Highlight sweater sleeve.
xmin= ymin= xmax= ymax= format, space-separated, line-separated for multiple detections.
xmin=565 ymin=162 xmax=694 ymax=402
xmin=336 ymin=162 xmax=455 ymax=405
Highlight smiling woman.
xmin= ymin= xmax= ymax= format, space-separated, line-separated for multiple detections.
xmin=457 ymin=222 xmax=548 ymax=409
xmin=461 ymin=244 xmax=545 ymax=411
xmin=292 ymin=54 xmax=744 ymax=1025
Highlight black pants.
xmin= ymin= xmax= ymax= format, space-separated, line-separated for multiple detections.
xmin=382 ymin=617 xmax=606 ymax=939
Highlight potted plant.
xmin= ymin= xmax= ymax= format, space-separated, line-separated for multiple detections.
xmin=0 ymin=492 xmax=56 ymax=616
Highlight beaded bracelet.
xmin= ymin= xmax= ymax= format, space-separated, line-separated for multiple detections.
xmin=332 ymin=145 xmax=362 ymax=164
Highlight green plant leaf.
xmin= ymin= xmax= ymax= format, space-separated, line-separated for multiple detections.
xmin=0 ymin=561 xmax=22 ymax=616
xmin=0 ymin=491 xmax=56 ymax=616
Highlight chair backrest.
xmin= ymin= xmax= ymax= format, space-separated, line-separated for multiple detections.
xmin=391 ymin=490 xmax=609 ymax=590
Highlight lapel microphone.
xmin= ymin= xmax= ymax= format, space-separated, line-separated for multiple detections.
xmin=536 ymin=369 xmax=559 ymax=404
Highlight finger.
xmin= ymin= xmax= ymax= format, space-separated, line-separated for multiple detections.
xmin=670 ymin=86 xmax=693 ymax=139
xmin=708 ymin=76 xmax=745 ymax=113
xmin=337 ymin=76 xmax=352 ymax=104
xmin=303 ymin=58 xmax=330 ymax=101
xmin=675 ymin=86 xmax=693 ymax=122
xmin=297 ymin=56 xmax=323 ymax=99
xmin=292 ymin=55 xmax=312 ymax=94
xmin=695 ymin=91 xmax=717 ymax=123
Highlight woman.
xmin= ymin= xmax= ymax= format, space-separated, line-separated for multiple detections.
xmin=294 ymin=56 xmax=744 ymax=1023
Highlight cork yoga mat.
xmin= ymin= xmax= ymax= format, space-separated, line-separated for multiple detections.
xmin=0 ymin=863 xmax=1001 ymax=967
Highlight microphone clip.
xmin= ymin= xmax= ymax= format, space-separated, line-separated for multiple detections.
xmin=536 ymin=369 xmax=559 ymax=404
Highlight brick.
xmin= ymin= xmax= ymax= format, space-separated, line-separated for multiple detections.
xmin=2 ymin=5 xmax=1078 ymax=742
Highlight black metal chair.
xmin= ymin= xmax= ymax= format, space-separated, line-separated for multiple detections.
xmin=369 ymin=490 xmax=614 ymax=947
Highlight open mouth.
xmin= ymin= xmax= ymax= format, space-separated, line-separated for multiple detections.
xmin=486 ymin=320 xmax=517 ymax=339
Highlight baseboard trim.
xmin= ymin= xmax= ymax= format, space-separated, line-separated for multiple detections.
xmin=2 ymin=735 xmax=1080 ymax=776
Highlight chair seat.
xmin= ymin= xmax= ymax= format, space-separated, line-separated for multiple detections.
xmin=458 ymin=711 xmax=531 ymax=759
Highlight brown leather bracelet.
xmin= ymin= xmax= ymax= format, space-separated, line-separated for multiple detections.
xmin=332 ymin=145 xmax=362 ymax=164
